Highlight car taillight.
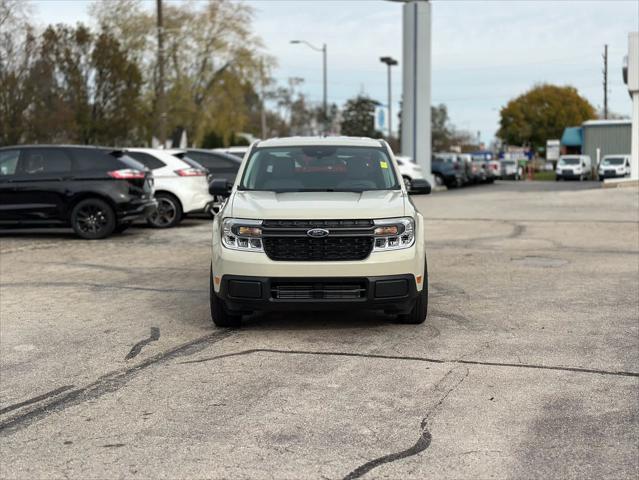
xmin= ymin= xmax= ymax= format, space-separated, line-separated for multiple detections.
xmin=175 ymin=168 xmax=207 ymax=177
xmin=108 ymin=169 xmax=146 ymax=179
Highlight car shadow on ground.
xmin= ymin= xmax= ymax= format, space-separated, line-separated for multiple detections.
xmin=241 ymin=310 xmax=398 ymax=331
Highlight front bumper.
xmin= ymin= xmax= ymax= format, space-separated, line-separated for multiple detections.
xmin=216 ymin=274 xmax=419 ymax=314
xmin=599 ymin=170 xmax=625 ymax=179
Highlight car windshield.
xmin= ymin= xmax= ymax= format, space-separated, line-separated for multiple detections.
xmin=502 ymin=161 xmax=515 ymax=166
xmin=559 ymin=158 xmax=580 ymax=165
xmin=602 ymin=157 xmax=624 ymax=166
xmin=239 ymin=145 xmax=400 ymax=192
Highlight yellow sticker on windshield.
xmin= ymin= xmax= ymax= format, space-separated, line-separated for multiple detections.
xmin=380 ymin=161 xmax=389 ymax=169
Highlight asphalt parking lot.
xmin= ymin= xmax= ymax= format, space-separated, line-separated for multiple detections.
xmin=1 ymin=181 xmax=638 ymax=479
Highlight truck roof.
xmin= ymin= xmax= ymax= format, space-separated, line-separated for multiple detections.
xmin=257 ymin=136 xmax=385 ymax=148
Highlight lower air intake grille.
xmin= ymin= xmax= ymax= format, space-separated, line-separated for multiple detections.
xmin=271 ymin=281 xmax=366 ymax=300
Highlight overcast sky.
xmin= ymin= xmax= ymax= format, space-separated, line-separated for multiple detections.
xmin=32 ymin=0 xmax=639 ymax=143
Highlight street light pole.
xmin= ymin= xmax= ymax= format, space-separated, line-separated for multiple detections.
xmin=380 ymin=56 xmax=398 ymax=139
xmin=290 ymin=40 xmax=328 ymax=133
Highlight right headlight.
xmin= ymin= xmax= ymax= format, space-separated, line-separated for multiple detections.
xmin=221 ymin=218 xmax=264 ymax=252
xmin=373 ymin=217 xmax=415 ymax=251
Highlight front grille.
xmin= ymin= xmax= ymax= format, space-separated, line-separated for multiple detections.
xmin=271 ymin=281 xmax=366 ymax=300
xmin=263 ymin=236 xmax=373 ymax=261
xmin=261 ymin=219 xmax=375 ymax=261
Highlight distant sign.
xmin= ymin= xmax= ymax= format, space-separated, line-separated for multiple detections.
xmin=546 ymin=139 xmax=560 ymax=161
xmin=374 ymin=106 xmax=388 ymax=132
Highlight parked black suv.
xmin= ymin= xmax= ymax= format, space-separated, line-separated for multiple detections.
xmin=181 ymin=149 xmax=241 ymax=183
xmin=0 ymin=146 xmax=156 ymax=239
xmin=431 ymin=154 xmax=464 ymax=188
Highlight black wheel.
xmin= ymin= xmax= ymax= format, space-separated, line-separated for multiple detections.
xmin=209 ymin=265 xmax=241 ymax=328
xmin=433 ymin=174 xmax=444 ymax=187
xmin=114 ymin=222 xmax=131 ymax=233
xmin=403 ymin=176 xmax=413 ymax=192
xmin=147 ymin=192 xmax=183 ymax=228
xmin=71 ymin=198 xmax=116 ymax=240
xmin=397 ymin=260 xmax=428 ymax=324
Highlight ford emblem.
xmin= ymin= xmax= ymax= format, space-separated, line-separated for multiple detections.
xmin=307 ymin=228 xmax=329 ymax=238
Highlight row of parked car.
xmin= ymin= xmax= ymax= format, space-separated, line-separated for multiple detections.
xmin=395 ymin=152 xmax=514 ymax=191
xmin=0 ymin=145 xmax=244 ymax=239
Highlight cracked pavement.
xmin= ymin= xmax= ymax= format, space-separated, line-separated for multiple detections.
xmin=1 ymin=181 xmax=638 ymax=479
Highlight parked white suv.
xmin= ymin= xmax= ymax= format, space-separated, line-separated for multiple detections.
xmin=126 ymin=148 xmax=214 ymax=227
xmin=395 ymin=155 xmax=427 ymax=192
xmin=598 ymin=154 xmax=631 ymax=179
xmin=208 ymin=137 xmax=431 ymax=327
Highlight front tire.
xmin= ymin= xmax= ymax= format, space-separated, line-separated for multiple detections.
xmin=147 ymin=192 xmax=183 ymax=228
xmin=71 ymin=198 xmax=116 ymax=240
xmin=209 ymin=266 xmax=241 ymax=328
xmin=397 ymin=261 xmax=428 ymax=324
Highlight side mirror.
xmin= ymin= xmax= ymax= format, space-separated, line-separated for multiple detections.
xmin=209 ymin=178 xmax=232 ymax=197
xmin=582 ymin=162 xmax=586 ymax=167
xmin=410 ymin=178 xmax=431 ymax=195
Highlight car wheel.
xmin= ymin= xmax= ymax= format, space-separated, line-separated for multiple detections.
xmin=403 ymin=176 xmax=413 ymax=192
xmin=434 ymin=174 xmax=444 ymax=187
xmin=114 ymin=222 xmax=131 ymax=233
xmin=397 ymin=260 xmax=428 ymax=325
xmin=71 ymin=198 xmax=116 ymax=240
xmin=147 ymin=192 xmax=183 ymax=228
xmin=209 ymin=265 xmax=241 ymax=328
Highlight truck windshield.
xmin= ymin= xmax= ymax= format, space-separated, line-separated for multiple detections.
xmin=239 ymin=146 xmax=400 ymax=192
xmin=559 ymin=158 xmax=580 ymax=165
xmin=602 ymin=157 xmax=624 ymax=166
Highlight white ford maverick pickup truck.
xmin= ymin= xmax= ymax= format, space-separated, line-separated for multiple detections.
xmin=208 ymin=137 xmax=431 ymax=327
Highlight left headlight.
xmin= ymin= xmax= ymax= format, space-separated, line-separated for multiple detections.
xmin=222 ymin=218 xmax=264 ymax=252
xmin=373 ymin=217 xmax=415 ymax=251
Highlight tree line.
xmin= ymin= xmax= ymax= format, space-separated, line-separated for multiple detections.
xmin=2 ymin=0 xmax=598 ymax=153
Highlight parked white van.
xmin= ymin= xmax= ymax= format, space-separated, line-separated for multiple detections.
xmin=598 ymin=154 xmax=631 ymax=179
xmin=556 ymin=155 xmax=592 ymax=181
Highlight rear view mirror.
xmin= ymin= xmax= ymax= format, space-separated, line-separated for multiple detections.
xmin=209 ymin=178 xmax=232 ymax=197
xmin=410 ymin=178 xmax=431 ymax=195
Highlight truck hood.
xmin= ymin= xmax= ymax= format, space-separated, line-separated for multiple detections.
xmin=228 ymin=190 xmax=407 ymax=220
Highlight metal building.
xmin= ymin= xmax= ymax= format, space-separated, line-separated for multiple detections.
xmin=581 ymin=120 xmax=632 ymax=163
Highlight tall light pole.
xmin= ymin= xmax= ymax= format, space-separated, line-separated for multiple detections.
xmin=290 ymin=40 xmax=327 ymax=133
xmin=380 ymin=56 xmax=398 ymax=139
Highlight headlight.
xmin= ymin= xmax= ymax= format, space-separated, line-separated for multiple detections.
xmin=373 ymin=217 xmax=415 ymax=251
xmin=222 ymin=218 xmax=263 ymax=252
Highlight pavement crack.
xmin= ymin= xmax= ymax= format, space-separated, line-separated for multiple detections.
xmin=0 ymin=330 xmax=235 ymax=436
xmin=342 ymin=366 xmax=468 ymax=479
xmin=125 ymin=327 xmax=161 ymax=360
xmin=342 ymin=423 xmax=432 ymax=480
xmin=180 ymin=348 xmax=639 ymax=378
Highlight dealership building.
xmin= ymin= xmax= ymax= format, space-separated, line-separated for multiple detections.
xmin=560 ymin=119 xmax=632 ymax=163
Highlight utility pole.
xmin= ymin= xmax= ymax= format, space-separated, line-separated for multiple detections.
xmin=603 ymin=44 xmax=608 ymax=119
xmin=156 ymin=0 xmax=167 ymax=147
